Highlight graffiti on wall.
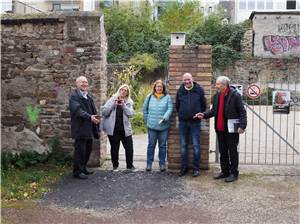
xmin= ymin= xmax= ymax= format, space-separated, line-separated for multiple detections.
xmin=278 ymin=23 xmax=300 ymax=35
xmin=26 ymin=105 xmax=41 ymax=124
xmin=263 ymin=35 xmax=300 ymax=55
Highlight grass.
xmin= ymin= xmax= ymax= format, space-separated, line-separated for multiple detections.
xmin=1 ymin=163 xmax=70 ymax=201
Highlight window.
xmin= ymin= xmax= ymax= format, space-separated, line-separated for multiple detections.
xmin=287 ymin=0 xmax=296 ymax=9
xmin=257 ymin=0 xmax=265 ymax=9
xmin=208 ymin=6 xmax=212 ymax=14
xmin=239 ymin=0 xmax=246 ymax=9
xmin=275 ymin=1 xmax=286 ymax=9
xmin=200 ymin=6 xmax=204 ymax=13
xmin=248 ymin=0 xmax=255 ymax=9
xmin=266 ymin=0 xmax=273 ymax=9
xmin=52 ymin=3 xmax=61 ymax=11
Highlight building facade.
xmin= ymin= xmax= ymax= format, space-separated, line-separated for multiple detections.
xmin=234 ymin=0 xmax=300 ymax=23
xmin=1 ymin=0 xmax=100 ymax=14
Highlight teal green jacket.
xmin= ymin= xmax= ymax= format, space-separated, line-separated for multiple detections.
xmin=143 ymin=94 xmax=173 ymax=131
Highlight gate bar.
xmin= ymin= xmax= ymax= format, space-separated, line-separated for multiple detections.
xmin=244 ymin=103 xmax=299 ymax=154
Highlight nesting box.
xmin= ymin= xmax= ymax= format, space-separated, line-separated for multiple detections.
xmin=170 ymin=32 xmax=186 ymax=46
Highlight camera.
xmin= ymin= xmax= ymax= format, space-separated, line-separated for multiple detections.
xmin=117 ymin=100 xmax=122 ymax=104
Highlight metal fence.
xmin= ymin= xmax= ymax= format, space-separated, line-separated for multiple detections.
xmin=211 ymin=80 xmax=300 ymax=165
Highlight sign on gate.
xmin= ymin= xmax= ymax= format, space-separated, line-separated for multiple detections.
xmin=232 ymin=84 xmax=243 ymax=96
xmin=246 ymin=84 xmax=261 ymax=99
xmin=272 ymin=90 xmax=291 ymax=114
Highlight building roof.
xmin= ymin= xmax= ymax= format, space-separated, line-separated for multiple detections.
xmin=249 ymin=11 xmax=300 ymax=20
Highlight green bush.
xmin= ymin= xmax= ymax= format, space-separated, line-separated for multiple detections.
xmin=47 ymin=135 xmax=72 ymax=165
xmin=1 ymin=151 xmax=49 ymax=171
xmin=134 ymin=84 xmax=153 ymax=112
xmin=1 ymin=136 xmax=71 ymax=171
xmin=132 ymin=112 xmax=147 ymax=135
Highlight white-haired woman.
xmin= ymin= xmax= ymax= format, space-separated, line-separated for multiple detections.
xmin=102 ymin=84 xmax=135 ymax=171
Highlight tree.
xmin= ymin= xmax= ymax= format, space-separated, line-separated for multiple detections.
xmin=103 ymin=3 xmax=249 ymax=71
xmin=103 ymin=5 xmax=169 ymax=66
xmin=158 ymin=1 xmax=204 ymax=34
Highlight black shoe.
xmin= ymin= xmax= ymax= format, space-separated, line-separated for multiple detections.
xmin=73 ymin=173 xmax=88 ymax=179
xmin=225 ymin=174 xmax=238 ymax=182
xmin=179 ymin=168 xmax=188 ymax=177
xmin=127 ymin=165 xmax=138 ymax=172
xmin=145 ymin=165 xmax=152 ymax=172
xmin=160 ymin=165 xmax=166 ymax=172
xmin=83 ymin=169 xmax=94 ymax=175
xmin=113 ymin=166 xmax=119 ymax=172
xmin=192 ymin=170 xmax=200 ymax=177
xmin=213 ymin=172 xmax=230 ymax=180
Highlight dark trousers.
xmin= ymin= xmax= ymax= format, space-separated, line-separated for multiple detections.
xmin=217 ymin=132 xmax=239 ymax=176
xmin=108 ymin=130 xmax=134 ymax=169
xmin=73 ymin=139 xmax=93 ymax=176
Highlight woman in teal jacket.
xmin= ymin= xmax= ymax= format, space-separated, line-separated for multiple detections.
xmin=143 ymin=80 xmax=173 ymax=172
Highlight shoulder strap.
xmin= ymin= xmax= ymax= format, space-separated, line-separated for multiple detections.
xmin=146 ymin=94 xmax=152 ymax=111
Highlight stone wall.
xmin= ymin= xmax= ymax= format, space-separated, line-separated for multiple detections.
xmin=1 ymin=12 xmax=107 ymax=166
xmin=241 ymin=29 xmax=253 ymax=56
xmin=222 ymin=57 xmax=300 ymax=86
xmin=168 ymin=45 xmax=212 ymax=170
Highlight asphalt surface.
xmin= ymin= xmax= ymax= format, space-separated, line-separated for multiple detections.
xmin=42 ymin=170 xmax=187 ymax=211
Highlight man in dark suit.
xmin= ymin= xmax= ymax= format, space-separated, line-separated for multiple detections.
xmin=197 ymin=76 xmax=247 ymax=182
xmin=69 ymin=76 xmax=100 ymax=179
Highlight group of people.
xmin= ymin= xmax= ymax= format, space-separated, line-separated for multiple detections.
xmin=69 ymin=73 xmax=247 ymax=183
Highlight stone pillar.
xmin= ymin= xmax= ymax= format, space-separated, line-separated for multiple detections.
xmin=168 ymin=45 xmax=212 ymax=170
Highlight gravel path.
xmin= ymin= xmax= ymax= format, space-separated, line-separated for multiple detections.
xmin=3 ymin=164 xmax=298 ymax=224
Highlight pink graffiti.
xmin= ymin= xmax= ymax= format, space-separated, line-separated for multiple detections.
xmin=263 ymin=35 xmax=300 ymax=55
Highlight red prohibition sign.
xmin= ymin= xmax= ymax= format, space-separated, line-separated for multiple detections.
xmin=247 ymin=84 xmax=261 ymax=99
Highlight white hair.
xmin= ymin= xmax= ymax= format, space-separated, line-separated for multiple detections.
xmin=216 ymin=76 xmax=230 ymax=86
xmin=76 ymin=76 xmax=87 ymax=83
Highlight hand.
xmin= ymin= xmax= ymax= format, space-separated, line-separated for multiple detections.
xmin=158 ymin=119 xmax=164 ymax=125
xmin=115 ymin=98 xmax=124 ymax=106
xmin=91 ymin=115 xmax=100 ymax=124
xmin=238 ymin=128 xmax=245 ymax=134
xmin=193 ymin=112 xmax=204 ymax=119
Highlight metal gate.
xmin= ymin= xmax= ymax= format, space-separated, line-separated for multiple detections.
xmin=211 ymin=80 xmax=300 ymax=165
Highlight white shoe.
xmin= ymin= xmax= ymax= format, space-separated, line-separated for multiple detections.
xmin=113 ymin=167 xmax=119 ymax=172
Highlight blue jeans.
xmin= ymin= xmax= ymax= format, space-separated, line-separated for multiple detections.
xmin=179 ymin=121 xmax=201 ymax=171
xmin=147 ymin=128 xmax=169 ymax=167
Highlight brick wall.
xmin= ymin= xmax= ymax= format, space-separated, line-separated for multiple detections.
xmin=168 ymin=45 xmax=212 ymax=170
xmin=1 ymin=12 xmax=107 ymax=166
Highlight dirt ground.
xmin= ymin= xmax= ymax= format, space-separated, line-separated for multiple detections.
xmin=2 ymin=164 xmax=299 ymax=224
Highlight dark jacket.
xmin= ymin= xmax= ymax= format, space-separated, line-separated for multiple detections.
xmin=204 ymin=87 xmax=247 ymax=131
xmin=176 ymin=82 xmax=207 ymax=121
xmin=69 ymin=89 xmax=99 ymax=139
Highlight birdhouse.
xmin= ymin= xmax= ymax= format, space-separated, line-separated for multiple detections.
xmin=170 ymin=32 xmax=186 ymax=46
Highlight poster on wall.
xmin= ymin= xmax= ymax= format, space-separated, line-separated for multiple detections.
xmin=272 ymin=90 xmax=291 ymax=114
